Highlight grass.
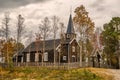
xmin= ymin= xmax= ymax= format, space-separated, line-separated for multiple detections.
xmin=0 ymin=67 xmax=113 ymax=80
xmin=86 ymin=68 xmax=114 ymax=80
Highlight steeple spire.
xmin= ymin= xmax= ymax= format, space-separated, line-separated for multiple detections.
xmin=66 ymin=11 xmax=75 ymax=34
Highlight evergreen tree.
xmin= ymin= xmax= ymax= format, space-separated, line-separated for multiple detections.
xmin=102 ymin=17 xmax=120 ymax=68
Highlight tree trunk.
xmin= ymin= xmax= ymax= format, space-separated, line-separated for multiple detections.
xmin=80 ymin=43 xmax=82 ymax=67
xmin=42 ymin=54 xmax=43 ymax=66
xmin=6 ymin=44 xmax=9 ymax=64
xmin=42 ymin=40 xmax=45 ymax=66
xmin=54 ymin=38 xmax=56 ymax=66
xmin=119 ymin=54 xmax=120 ymax=69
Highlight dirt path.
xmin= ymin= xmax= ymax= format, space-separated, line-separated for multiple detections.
xmin=107 ymin=69 xmax=120 ymax=80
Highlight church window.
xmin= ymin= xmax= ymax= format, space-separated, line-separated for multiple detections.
xmin=27 ymin=53 xmax=30 ymax=62
xmin=72 ymin=46 xmax=75 ymax=52
xmin=21 ymin=56 xmax=23 ymax=62
xmin=72 ymin=55 xmax=76 ymax=62
xmin=44 ymin=52 xmax=48 ymax=61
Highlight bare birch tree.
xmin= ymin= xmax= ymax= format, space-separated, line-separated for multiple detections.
xmin=1 ymin=12 xmax=10 ymax=63
xmin=35 ymin=32 xmax=41 ymax=63
xmin=51 ymin=16 xmax=59 ymax=65
xmin=16 ymin=14 xmax=25 ymax=62
xmin=39 ymin=17 xmax=51 ymax=65
xmin=59 ymin=22 xmax=65 ymax=65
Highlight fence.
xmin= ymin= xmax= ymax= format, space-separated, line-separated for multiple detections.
xmin=14 ymin=62 xmax=80 ymax=69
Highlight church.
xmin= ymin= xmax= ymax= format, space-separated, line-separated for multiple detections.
xmin=13 ymin=14 xmax=80 ymax=65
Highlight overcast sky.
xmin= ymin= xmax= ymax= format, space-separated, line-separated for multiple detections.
xmin=0 ymin=0 xmax=120 ymax=33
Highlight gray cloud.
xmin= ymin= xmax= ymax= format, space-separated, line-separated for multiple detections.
xmin=0 ymin=0 xmax=51 ymax=8
xmin=90 ymin=0 xmax=105 ymax=7
xmin=89 ymin=0 xmax=107 ymax=12
xmin=96 ymin=6 xmax=106 ymax=12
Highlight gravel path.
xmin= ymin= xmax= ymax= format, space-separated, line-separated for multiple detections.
xmin=108 ymin=69 xmax=120 ymax=80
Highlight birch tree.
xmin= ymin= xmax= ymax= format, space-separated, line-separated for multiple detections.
xmin=15 ymin=14 xmax=25 ymax=62
xmin=1 ymin=12 xmax=10 ymax=63
xmin=59 ymin=22 xmax=65 ymax=65
xmin=39 ymin=17 xmax=51 ymax=65
xmin=51 ymin=16 xmax=59 ymax=65
xmin=73 ymin=5 xmax=95 ymax=67
xmin=16 ymin=14 xmax=25 ymax=51
xmin=35 ymin=32 xmax=41 ymax=63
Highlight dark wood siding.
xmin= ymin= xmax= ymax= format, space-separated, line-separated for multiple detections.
xmin=30 ymin=53 xmax=35 ymax=62
xmin=60 ymin=44 xmax=68 ymax=63
xmin=39 ymin=54 xmax=42 ymax=62
xmin=23 ymin=53 xmax=26 ymax=62
xmin=18 ymin=56 xmax=22 ymax=62
xmin=48 ymin=50 xmax=54 ymax=62
xmin=70 ymin=40 xmax=79 ymax=62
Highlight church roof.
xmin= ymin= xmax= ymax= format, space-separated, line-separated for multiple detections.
xmin=23 ymin=39 xmax=61 ymax=53
xmin=66 ymin=14 xmax=75 ymax=34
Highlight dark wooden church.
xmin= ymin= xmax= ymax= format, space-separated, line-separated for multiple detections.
xmin=13 ymin=14 xmax=80 ymax=64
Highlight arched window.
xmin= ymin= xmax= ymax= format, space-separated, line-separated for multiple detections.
xmin=27 ymin=53 xmax=30 ymax=62
xmin=44 ymin=52 xmax=48 ymax=61
xmin=21 ymin=56 xmax=23 ymax=63
xmin=72 ymin=46 xmax=75 ymax=52
xmin=72 ymin=55 xmax=76 ymax=62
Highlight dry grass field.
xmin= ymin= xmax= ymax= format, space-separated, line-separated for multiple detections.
xmin=0 ymin=67 xmax=119 ymax=80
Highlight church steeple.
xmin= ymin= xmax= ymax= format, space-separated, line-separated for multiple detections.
xmin=65 ymin=13 xmax=76 ymax=40
xmin=66 ymin=14 xmax=75 ymax=34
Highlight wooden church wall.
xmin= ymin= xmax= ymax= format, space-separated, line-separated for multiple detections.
xmin=17 ymin=56 xmax=22 ymax=62
xmin=23 ymin=53 xmax=27 ymax=62
xmin=60 ymin=44 xmax=69 ymax=63
xmin=69 ymin=40 xmax=79 ymax=62
xmin=30 ymin=52 xmax=35 ymax=62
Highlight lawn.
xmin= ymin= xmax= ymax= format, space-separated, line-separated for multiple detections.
xmin=0 ymin=67 xmax=113 ymax=80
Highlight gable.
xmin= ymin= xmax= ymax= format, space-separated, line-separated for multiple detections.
xmin=69 ymin=38 xmax=80 ymax=47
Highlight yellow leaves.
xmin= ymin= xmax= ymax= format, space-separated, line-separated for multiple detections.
xmin=1 ymin=38 xmax=24 ymax=62
xmin=74 ymin=5 xmax=88 ymax=25
xmin=1 ymin=41 xmax=15 ymax=57
xmin=73 ymin=5 xmax=95 ymax=56
xmin=73 ymin=5 xmax=95 ymax=36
